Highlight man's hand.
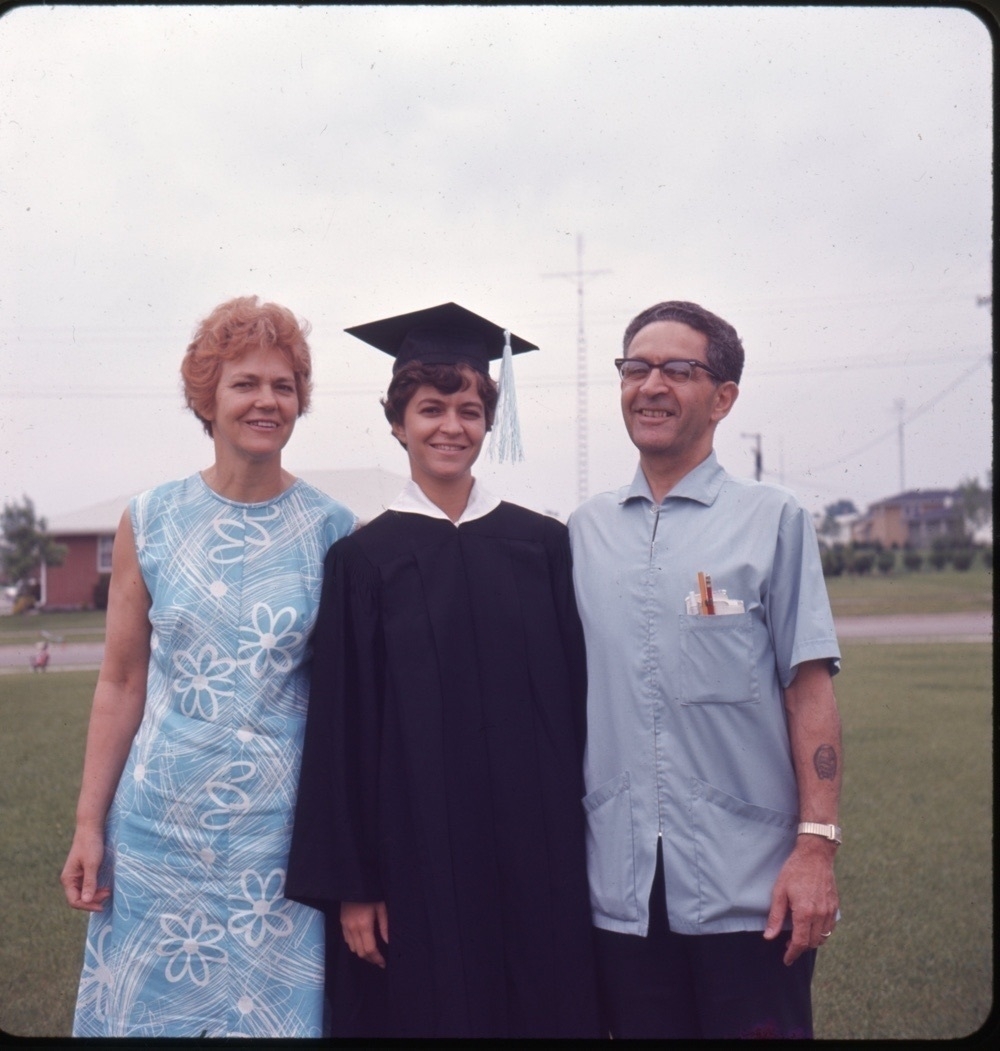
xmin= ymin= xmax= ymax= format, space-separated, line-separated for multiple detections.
xmin=763 ymin=835 xmax=838 ymax=965
xmin=341 ymin=900 xmax=389 ymax=968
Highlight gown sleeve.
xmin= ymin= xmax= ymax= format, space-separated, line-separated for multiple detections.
xmin=545 ymin=519 xmax=589 ymax=758
xmin=287 ymin=537 xmax=385 ymax=908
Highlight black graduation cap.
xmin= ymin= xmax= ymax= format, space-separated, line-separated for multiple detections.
xmin=344 ymin=302 xmax=537 ymax=375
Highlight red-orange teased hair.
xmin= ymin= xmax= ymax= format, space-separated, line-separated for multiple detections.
xmin=182 ymin=296 xmax=313 ymax=436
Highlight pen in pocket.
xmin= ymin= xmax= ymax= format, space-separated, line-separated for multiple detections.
xmin=697 ymin=572 xmax=715 ymax=615
xmin=685 ymin=581 xmax=745 ymax=616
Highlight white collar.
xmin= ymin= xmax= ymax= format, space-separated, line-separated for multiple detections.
xmin=388 ymin=478 xmax=501 ymax=525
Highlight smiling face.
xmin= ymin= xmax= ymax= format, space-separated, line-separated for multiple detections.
xmin=621 ymin=319 xmax=738 ymax=476
xmin=391 ymin=370 xmax=487 ymax=491
xmin=205 ymin=344 xmax=300 ymax=466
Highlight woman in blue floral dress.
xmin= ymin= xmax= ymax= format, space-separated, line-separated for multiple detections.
xmin=60 ymin=297 xmax=356 ymax=1037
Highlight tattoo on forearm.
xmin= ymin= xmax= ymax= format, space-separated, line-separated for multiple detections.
xmin=814 ymin=744 xmax=837 ymax=780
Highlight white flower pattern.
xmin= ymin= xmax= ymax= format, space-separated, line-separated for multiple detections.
xmin=228 ymin=869 xmax=295 ymax=947
xmin=76 ymin=925 xmax=114 ymax=1022
xmin=209 ymin=510 xmax=278 ymax=564
xmin=171 ymin=645 xmax=235 ymax=720
xmin=71 ymin=474 xmax=354 ymax=1038
xmin=200 ymin=760 xmax=257 ymax=830
xmin=156 ymin=910 xmax=228 ymax=986
xmin=237 ymin=602 xmax=303 ymax=678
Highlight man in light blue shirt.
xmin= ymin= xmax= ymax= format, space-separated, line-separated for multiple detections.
xmin=568 ymin=300 xmax=842 ymax=1039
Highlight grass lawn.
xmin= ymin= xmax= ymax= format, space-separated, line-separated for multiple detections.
xmin=812 ymin=642 xmax=993 ymax=1039
xmin=0 ymin=670 xmax=95 ymax=1038
xmin=825 ymin=565 xmax=993 ymax=617
xmin=0 ymin=643 xmax=992 ymax=1038
xmin=0 ymin=610 xmax=107 ymax=647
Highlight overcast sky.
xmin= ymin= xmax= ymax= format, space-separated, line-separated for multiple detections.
xmin=1 ymin=4 xmax=992 ymax=524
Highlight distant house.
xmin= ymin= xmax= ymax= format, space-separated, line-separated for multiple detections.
xmin=41 ymin=467 xmax=408 ymax=610
xmin=850 ymin=489 xmax=967 ymax=549
xmin=41 ymin=495 xmax=122 ymax=610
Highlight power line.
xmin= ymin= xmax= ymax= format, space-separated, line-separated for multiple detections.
xmin=748 ymin=351 xmax=987 ymax=377
xmin=1 ymin=349 xmax=989 ymax=401
xmin=893 ymin=398 xmax=906 ymax=492
xmin=810 ymin=355 xmax=991 ymax=473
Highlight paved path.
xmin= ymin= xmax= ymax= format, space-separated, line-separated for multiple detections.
xmin=0 ymin=611 xmax=992 ymax=676
xmin=833 ymin=610 xmax=992 ymax=644
xmin=0 ymin=641 xmax=106 ymax=675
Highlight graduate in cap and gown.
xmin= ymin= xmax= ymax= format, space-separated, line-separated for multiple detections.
xmin=286 ymin=303 xmax=599 ymax=1038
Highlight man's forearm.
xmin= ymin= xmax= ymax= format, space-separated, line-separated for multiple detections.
xmin=763 ymin=658 xmax=843 ymax=963
xmin=783 ymin=659 xmax=842 ymax=830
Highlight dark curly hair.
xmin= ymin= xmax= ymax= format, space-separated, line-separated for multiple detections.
xmin=382 ymin=361 xmax=499 ymax=441
xmin=622 ymin=300 xmax=744 ymax=385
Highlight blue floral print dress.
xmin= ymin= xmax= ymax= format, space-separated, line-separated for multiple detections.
xmin=72 ymin=473 xmax=355 ymax=1037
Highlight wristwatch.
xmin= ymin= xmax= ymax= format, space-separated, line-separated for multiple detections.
xmin=797 ymin=821 xmax=842 ymax=845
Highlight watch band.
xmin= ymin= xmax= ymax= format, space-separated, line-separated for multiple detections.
xmin=797 ymin=821 xmax=842 ymax=845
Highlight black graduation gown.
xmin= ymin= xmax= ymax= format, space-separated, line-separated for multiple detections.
xmin=287 ymin=502 xmax=599 ymax=1038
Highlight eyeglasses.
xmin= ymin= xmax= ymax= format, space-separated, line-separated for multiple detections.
xmin=615 ymin=357 xmax=724 ymax=385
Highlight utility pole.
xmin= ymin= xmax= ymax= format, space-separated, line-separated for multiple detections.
xmin=742 ymin=432 xmax=763 ymax=481
xmin=543 ymin=234 xmax=610 ymax=504
xmin=894 ymin=398 xmax=906 ymax=492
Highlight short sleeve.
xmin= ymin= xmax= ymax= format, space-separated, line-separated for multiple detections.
xmin=767 ymin=500 xmax=841 ymax=689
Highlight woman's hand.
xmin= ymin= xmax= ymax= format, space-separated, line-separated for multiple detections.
xmin=60 ymin=825 xmax=111 ymax=912
xmin=340 ymin=900 xmax=389 ymax=968
xmin=60 ymin=509 xmax=150 ymax=913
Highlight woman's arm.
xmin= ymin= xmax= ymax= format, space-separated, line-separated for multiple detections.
xmin=60 ymin=509 xmax=151 ymax=911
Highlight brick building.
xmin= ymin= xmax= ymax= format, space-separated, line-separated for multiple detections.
xmin=40 ymin=468 xmax=408 ymax=610
xmin=850 ymin=489 xmax=967 ymax=549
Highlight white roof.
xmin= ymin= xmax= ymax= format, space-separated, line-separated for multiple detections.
xmin=297 ymin=467 xmax=408 ymax=523
xmin=47 ymin=495 xmax=135 ymax=536
xmin=47 ymin=467 xmax=409 ymax=535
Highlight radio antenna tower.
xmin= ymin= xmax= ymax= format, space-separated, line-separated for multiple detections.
xmin=544 ymin=234 xmax=610 ymax=504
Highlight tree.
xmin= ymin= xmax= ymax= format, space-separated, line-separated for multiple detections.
xmin=849 ymin=551 xmax=875 ymax=576
xmin=927 ymin=548 xmax=949 ymax=570
xmin=0 ymin=496 xmax=67 ymax=599
xmin=876 ymin=550 xmax=896 ymax=574
xmin=951 ymin=550 xmax=974 ymax=571
xmin=902 ymin=550 xmax=923 ymax=572
xmin=956 ymin=475 xmax=992 ymax=536
xmin=825 ymin=498 xmax=858 ymax=518
xmin=821 ymin=545 xmax=846 ymax=577
xmin=819 ymin=498 xmax=858 ymax=539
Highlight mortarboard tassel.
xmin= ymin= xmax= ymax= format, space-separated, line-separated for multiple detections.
xmin=489 ymin=329 xmax=525 ymax=463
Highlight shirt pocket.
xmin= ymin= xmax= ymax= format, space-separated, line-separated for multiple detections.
xmin=689 ymin=777 xmax=797 ymax=926
xmin=582 ymin=772 xmax=638 ymax=923
xmin=678 ymin=611 xmax=760 ymax=704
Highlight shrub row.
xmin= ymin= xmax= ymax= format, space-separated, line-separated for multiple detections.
xmin=820 ymin=544 xmax=992 ymax=577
